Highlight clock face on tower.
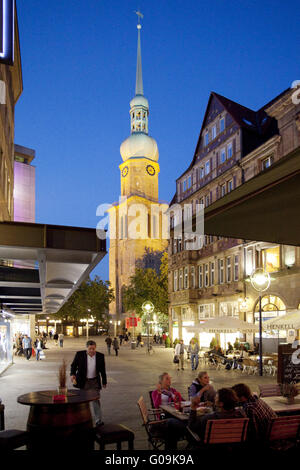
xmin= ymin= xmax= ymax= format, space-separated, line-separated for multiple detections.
xmin=146 ymin=164 xmax=156 ymax=176
xmin=122 ymin=166 xmax=129 ymax=178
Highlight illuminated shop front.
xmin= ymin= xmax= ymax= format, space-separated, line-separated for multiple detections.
xmin=0 ymin=316 xmax=12 ymax=375
xmin=254 ymin=295 xmax=286 ymax=351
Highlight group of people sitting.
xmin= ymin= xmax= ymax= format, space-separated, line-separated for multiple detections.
xmin=151 ymin=370 xmax=277 ymax=449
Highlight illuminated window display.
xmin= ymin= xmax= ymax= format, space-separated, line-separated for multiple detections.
xmin=0 ymin=320 xmax=12 ymax=374
xmin=262 ymin=246 xmax=280 ymax=273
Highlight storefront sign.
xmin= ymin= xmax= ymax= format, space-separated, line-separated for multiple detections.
xmin=278 ymin=343 xmax=300 ymax=384
xmin=0 ymin=0 xmax=14 ymax=65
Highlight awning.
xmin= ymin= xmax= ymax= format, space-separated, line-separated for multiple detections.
xmin=263 ymin=310 xmax=300 ymax=330
xmin=0 ymin=221 xmax=106 ymax=315
xmin=198 ymin=147 xmax=300 ymax=246
xmin=186 ymin=316 xmax=258 ymax=333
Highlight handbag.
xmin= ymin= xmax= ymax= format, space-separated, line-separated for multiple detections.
xmin=173 ymin=355 xmax=179 ymax=364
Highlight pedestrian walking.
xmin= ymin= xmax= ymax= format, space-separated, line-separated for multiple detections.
xmin=22 ymin=334 xmax=32 ymax=360
xmin=34 ymin=336 xmax=43 ymax=361
xmin=49 ymin=331 xmax=53 ymax=340
xmin=58 ymin=333 xmax=64 ymax=348
xmin=174 ymin=339 xmax=186 ymax=371
xmin=136 ymin=333 xmax=142 ymax=347
xmin=105 ymin=336 xmax=112 ymax=355
xmin=70 ymin=340 xmax=107 ymax=427
xmin=188 ymin=339 xmax=200 ymax=371
xmin=53 ymin=332 xmax=58 ymax=346
xmin=113 ymin=337 xmax=119 ymax=356
xmin=119 ymin=334 xmax=123 ymax=346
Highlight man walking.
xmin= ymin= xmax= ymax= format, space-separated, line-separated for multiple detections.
xmin=174 ymin=339 xmax=185 ymax=371
xmin=105 ymin=335 xmax=112 ymax=355
xmin=70 ymin=340 xmax=107 ymax=426
xmin=58 ymin=333 xmax=64 ymax=348
xmin=34 ymin=336 xmax=43 ymax=361
xmin=188 ymin=339 xmax=200 ymax=371
xmin=22 ymin=334 xmax=32 ymax=360
xmin=113 ymin=337 xmax=119 ymax=356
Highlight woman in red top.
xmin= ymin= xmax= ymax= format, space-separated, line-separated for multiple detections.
xmin=152 ymin=372 xmax=181 ymax=408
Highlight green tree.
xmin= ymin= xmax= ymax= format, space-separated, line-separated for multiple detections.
xmin=53 ymin=276 xmax=114 ymax=323
xmin=123 ymin=251 xmax=169 ymax=331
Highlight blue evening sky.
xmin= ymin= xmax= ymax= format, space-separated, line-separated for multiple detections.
xmin=14 ymin=0 xmax=300 ymax=280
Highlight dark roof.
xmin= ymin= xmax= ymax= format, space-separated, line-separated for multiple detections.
xmin=176 ymin=88 xmax=288 ymax=181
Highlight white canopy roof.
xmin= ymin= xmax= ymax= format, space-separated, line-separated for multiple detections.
xmin=263 ymin=310 xmax=300 ymax=330
xmin=186 ymin=316 xmax=258 ymax=334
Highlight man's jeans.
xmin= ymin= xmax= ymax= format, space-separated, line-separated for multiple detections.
xmin=107 ymin=345 xmax=111 ymax=355
xmin=191 ymin=354 xmax=199 ymax=370
xmin=36 ymin=349 xmax=42 ymax=361
xmin=24 ymin=348 xmax=32 ymax=360
xmin=84 ymin=378 xmax=102 ymax=423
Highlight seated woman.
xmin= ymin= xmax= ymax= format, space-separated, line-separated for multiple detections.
xmin=188 ymin=388 xmax=245 ymax=440
xmin=188 ymin=371 xmax=216 ymax=403
xmin=152 ymin=372 xmax=181 ymax=408
xmin=151 ymin=372 xmax=186 ymax=449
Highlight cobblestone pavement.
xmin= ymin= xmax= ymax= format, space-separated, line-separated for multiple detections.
xmin=0 ymin=336 xmax=276 ymax=449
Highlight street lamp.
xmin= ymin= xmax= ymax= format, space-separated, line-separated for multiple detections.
xmin=250 ymin=268 xmax=271 ymax=376
xmin=142 ymin=301 xmax=154 ymax=353
xmin=80 ymin=309 xmax=93 ymax=340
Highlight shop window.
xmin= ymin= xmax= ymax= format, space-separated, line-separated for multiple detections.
xmin=262 ymin=246 xmax=280 ymax=273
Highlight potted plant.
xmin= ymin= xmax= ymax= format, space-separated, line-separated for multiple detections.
xmin=58 ymin=359 xmax=68 ymax=395
xmin=281 ymin=383 xmax=298 ymax=405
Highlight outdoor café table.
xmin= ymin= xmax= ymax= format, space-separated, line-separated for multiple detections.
xmin=160 ymin=403 xmax=213 ymax=421
xmin=17 ymin=389 xmax=99 ymax=450
xmin=261 ymin=396 xmax=300 ymax=415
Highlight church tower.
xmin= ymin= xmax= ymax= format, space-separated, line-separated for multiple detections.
xmin=108 ymin=13 xmax=167 ymax=325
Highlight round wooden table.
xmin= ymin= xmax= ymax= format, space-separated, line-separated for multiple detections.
xmin=18 ymin=389 xmax=99 ymax=450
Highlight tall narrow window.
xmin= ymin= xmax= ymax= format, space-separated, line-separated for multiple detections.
xmin=227 ymin=142 xmax=233 ymax=159
xmin=212 ymin=125 xmax=216 ymax=140
xmin=191 ymin=266 xmax=195 ymax=288
xmin=226 ymin=256 xmax=231 ymax=283
xmin=234 ymin=255 xmax=239 ymax=281
xmin=198 ymin=265 xmax=203 ymax=288
xmin=221 ymin=184 xmax=226 ymax=197
xmin=220 ymin=148 xmax=226 ymax=163
xmin=184 ymin=267 xmax=189 ymax=289
xmin=174 ymin=271 xmax=178 ymax=291
xmin=205 ymin=160 xmax=210 ymax=175
xmin=204 ymin=264 xmax=209 ymax=287
xmin=205 ymin=132 xmax=209 ymax=146
xmin=227 ymin=180 xmax=233 ymax=193
xmin=220 ymin=117 xmax=225 ymax=132
xmin=179 ymin=269 xmax=183 ymax=290
xmin=210 ymin=262 xmax=215 ymax=286
xmin=218 ymin=259 xmax=224 ymax=284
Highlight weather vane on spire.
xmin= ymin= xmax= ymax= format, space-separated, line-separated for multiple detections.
xmin=134 ymin=10 xmax=143 ymax=29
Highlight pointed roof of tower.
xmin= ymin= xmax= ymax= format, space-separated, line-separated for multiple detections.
xmin=135 ymin=13 xmax=144 ymax=96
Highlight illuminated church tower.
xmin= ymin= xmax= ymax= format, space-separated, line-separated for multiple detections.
xmin=108 ymin=13 xmax=167 ymax=324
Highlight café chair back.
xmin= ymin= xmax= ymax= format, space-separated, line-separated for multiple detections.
xmin=259 ymin=384 xmax=281 ymax=397
xmin=0 ymin=404 xmax=4 ymax=431
xmin=137 ymin=396 xmax=168 ymax=450
xmin=0 ymin=429 xmax=29 ymax=450
xmin=204 ymin=418 xmax=249 ymax=445
xmin=267 ymin=415 xmax=300 ymax=450
xmin=94 ymin=423 xmax=135 ymax=450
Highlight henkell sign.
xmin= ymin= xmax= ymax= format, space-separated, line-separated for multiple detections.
xmin=0 ymin=0 xmax=14 ymax=65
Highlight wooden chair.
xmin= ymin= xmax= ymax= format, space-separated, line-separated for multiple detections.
xmin=266 ymin=415 xmax=300 ymax=451
xmin=0 ymin=430 xmax=29 ymax=450
xmin=204 ymin=418 xmax=249 ymax=445
xmin=0 ymin=404 xmax=4 ymax=431
xmin=95 ymin=423 xmax=135 ymax=450
xmin=187 ymin=418 xmax=249 ymax=449
xmin=259 ymin=384 xmax=281 ymax=397
xmin=137 ymin=396 xmax=169 ymax=450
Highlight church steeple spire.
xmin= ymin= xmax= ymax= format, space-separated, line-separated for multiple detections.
xmin=135 ymin=11 xmax=144 ymax=96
